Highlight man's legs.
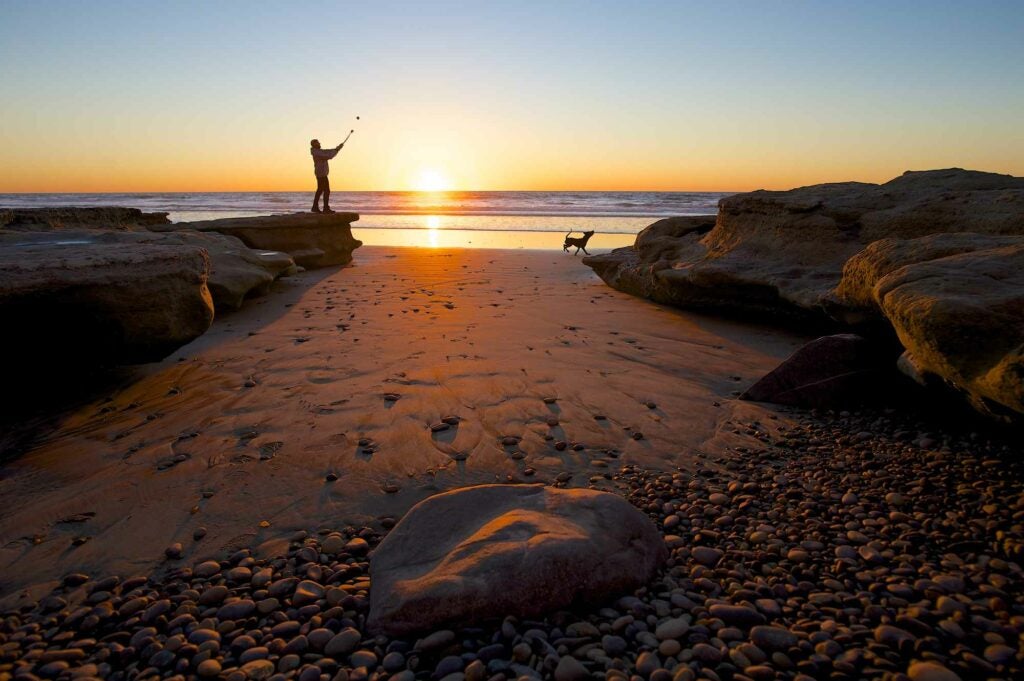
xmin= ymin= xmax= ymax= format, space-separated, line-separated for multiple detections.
xmin=322 ymin=176 xmax=333 ymax=213
xmin=312 ymin=175 xmax=327 ymax=212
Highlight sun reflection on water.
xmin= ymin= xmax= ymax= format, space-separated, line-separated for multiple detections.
xmin=427 ymin=215 xmax=441 ymax=247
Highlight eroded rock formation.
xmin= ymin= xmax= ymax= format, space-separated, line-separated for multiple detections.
xmin=0 ymin=207 xmax=171 ymax=231
xmin=153 ymin=212 xmax=362 ymax=268
xmin=0 ymin=241 xmax=214 ymax=366
xmin=585 ymin=169 xmax=1024 ymax=419
xmin=833 ymin=233 xmax=1024 ymax=419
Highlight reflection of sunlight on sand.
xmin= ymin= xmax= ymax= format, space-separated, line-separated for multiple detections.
xmin=427 ymin=215 xmax=441 ymax=247
xmin=352 ymin=227 xmax=637 ymax=250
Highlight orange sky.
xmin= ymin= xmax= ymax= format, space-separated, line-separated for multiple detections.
xmin=1 ymin=3 xmax=1021 ymax=193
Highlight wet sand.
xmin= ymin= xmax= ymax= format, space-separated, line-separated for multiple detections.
xmin=0 ymin=246 xmax=807 ymax=606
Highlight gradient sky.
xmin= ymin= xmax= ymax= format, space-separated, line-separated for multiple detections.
xmin=1 ymin=0 xmax=1022 ymax=192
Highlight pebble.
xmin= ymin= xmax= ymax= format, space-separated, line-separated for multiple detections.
xmin=554 ymin=655 xmax=590 ymax=681
xmin=654 ymin=617 xmax=688 ymax=640
xmin=194 ymin=560 xmax=221 ymax=578
xmin=197 ymin=659 xmax=222 ymax=677
xmin=324 ymin=628 xmax=362 ymax=657
xmin=691 ymin=546 xmax=723 ymax=566
xmin=350 ymin=650 xmax=378 ymax=669
xmin=907 ymin=661 xmax=962 ymax=681
xmin=709 ymin=604 xmax=766 ymax=628
xmin=750 ymin=626 xmax=797 ymax=651
xmin=635 ymin=651 xmax=661 ymax=676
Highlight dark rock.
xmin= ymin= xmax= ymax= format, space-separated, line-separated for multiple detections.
xmin=740 ymin=334 xmax=896 ymax=407
xmin=0 ymin=239 xmax=214 ymax=366
xmin=367 ymin=484 xmax=667 ymax=635
xmin=0 ymin=207 xmax=170 ymax=231
xmin=152 ymin=212 xmax=362 ymax=268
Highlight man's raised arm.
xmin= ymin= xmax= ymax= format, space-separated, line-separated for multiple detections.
xmin=311 ymin=144 xmax=344 ymax=158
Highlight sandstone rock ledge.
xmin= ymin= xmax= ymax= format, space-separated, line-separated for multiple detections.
xmin=0 ymin=241 xmax=214 ymax=367
xmin=584 ymin=169 xmax=1024 ymax=420
xmin=1 ymin=230 xmax=296 ymax=312
xmin=152 ymin=212 xmax=362 ymax=268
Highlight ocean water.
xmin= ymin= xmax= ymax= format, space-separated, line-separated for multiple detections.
xmin=0 ymin=191 xmax=728 ymax=232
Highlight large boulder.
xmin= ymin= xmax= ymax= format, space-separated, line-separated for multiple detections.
xmin=151 ymin=212 xmax=362 ymax=268
xmin=585 ymin=169 xmax=1024 ymax=320
xmin=0 ymin=229 xmax=295 ymax=311
xmin=0 ymin=240 xmax=214 ymax=366
xmin=832 ymin=233 xmax=1024 ymax=420
xmin=741 ymin=334 xmax=898 ymax=407
xmin=0 ymin=207 xmax=171 ymax=231
xmin=367 ymin=484 xmax=667 ymax=636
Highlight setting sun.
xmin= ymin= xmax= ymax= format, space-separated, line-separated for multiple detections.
xmin=413 ymin=168 xmax=451 ymax=192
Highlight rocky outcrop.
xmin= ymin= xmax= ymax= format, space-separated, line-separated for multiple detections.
xmin=0 ymin=207 xmax=171 ymax=231
xmin=152 ymin=212 xmax=362 ymax=268
xmin=586 ymin=169 xmax=1024 ymax=419
xmin=585 ymin=169 xmax=1024 ymax=320
xmin=741 ymin=334 xmax=897 ymax=408
xmin=0 ymin=240 xmax=214 ymax=366
xmin=0 ymin=230 xmax=295 ymax=311
xmin=833 ymin=234 xmax=1024 ymax=420
xmin=367 ymin=484 xmax=667 ymax=636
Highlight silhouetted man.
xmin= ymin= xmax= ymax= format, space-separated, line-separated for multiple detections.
xmin=310 ymin=139 xmax=344 ymax=213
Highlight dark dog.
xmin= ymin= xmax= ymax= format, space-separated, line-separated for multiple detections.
xmin=563 ymin=230 xmax=595 ymax=255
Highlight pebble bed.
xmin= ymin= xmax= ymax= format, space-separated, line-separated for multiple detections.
xmin=2 ymin=407 xmax=1022 ymax=681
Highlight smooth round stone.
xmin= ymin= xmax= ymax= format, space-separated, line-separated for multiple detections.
xmin=293 ymin=580 xmax=325 ymax=606
xmin=983 ymin=644 xmax=1015 ymax=666
xmin=658 ymin=639 xmax=682 ymax=657
xmin=464 ymin=659 xmax=486 ymax=681
xmin=907 ymin=661 xmax=962 ymax=681
xmin=709 ymin=604 xmax=766 ymax=629
xmin=655 ymin=617 xmax=689 ymax=640
xmin=278 ymin=654 xmax=302 ymax=672
xmin=241 ymin=659 xmax=275 ymax=680
xmin=566 ymin=621 xmax=600 ymax=638
xmin=298 ymin=666 xmax=322 ymax=681
xmin=217 ymin=599 xmax=256 ymax=620
xmin=602 ymin=635 xmax=628 ymax=657
xmin=636 ymin=651 xmax=661 ymax=676
xmin=350 ymin=650 xmax=378 ymax=669
xmin=197 ymin=659 xmax=222 ymax=677
xmin=307 ymin=627 xmax=334 ymax=651
xmin=692 ymin=547 xmax=724 ymax=567
xmin=324 ymin=628 xmax=362 ymax=657
xmin=382 ymin=652 xmax=406 ymax=672
xmin=344 ymin=538 xmax=369 ymax=554
xmin=691 ymin=643 xmax=722 ymax=664
xmin=835 ymin=545 xmax=858 ymax=559
xmin=434 ymin=655 xmax=464 ymax=677
xmin=321 ymin=535 xmax=345 ymax=554
xmin=193 ymin=561 xmax=221 ymax=578
xmin=188 ymin=629 xmax=221 ymax=644
xmin=750 ymin=626 xmax=797 ymax=651
xmin=239 ymin=647 xmax=270 ymax=664
xmin=554 ymin=655 xmax=589 ymax=681
xmin=416 ymin=630 xmax=456 ymax=652
xmin=874 ymin=624 xmax=915 ymax=647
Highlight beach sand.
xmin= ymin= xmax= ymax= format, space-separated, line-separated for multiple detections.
xmin=0 ymin=246 xmax=808 ymax=606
